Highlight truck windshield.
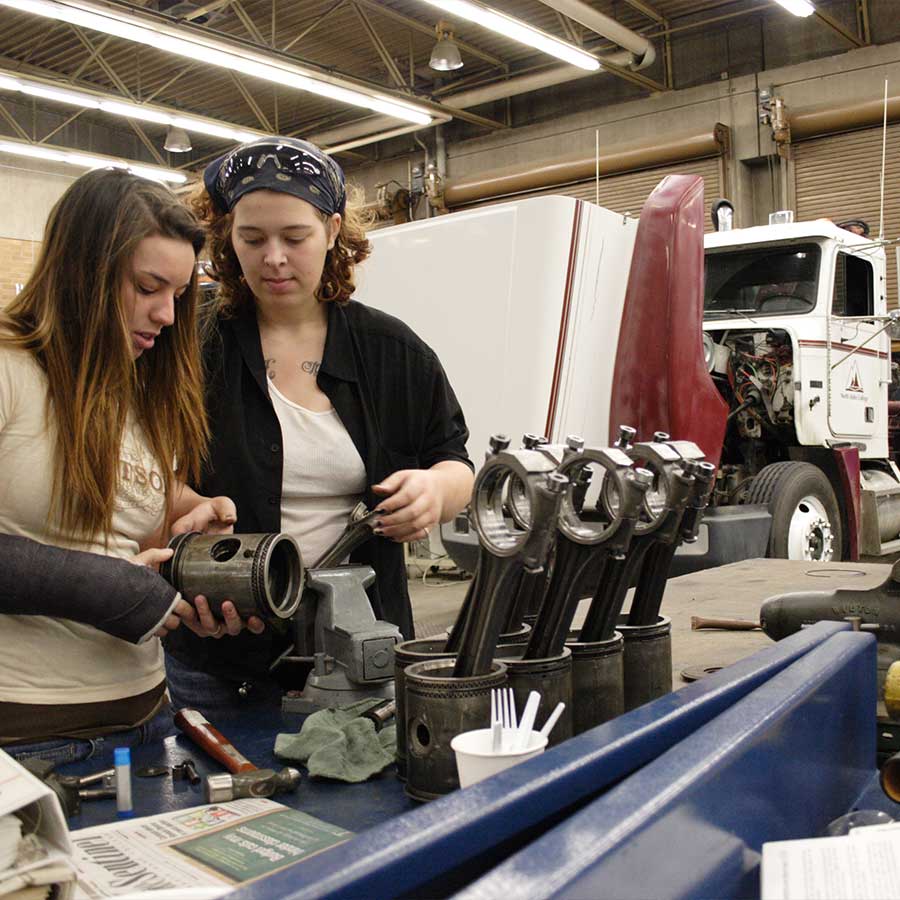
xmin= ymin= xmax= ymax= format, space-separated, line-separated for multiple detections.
xmin=704 ymin=243 xmax=821 ymax=319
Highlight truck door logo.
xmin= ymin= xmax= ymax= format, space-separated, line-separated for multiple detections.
xmin=846 ymin=361 xmax=864 ymax=393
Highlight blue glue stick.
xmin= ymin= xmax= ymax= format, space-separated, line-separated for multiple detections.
xmin=114 ymin=747 xmax=134 ymax=818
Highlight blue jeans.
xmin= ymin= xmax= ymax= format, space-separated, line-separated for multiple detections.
xmin=5 ymin=705 xmax=174 ymax=768
xmin=165 ymin=653 xmax=283 ymax=720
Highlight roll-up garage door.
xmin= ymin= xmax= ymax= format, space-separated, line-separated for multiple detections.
xmin=794 ymin=122 xmax=900 ymax=309
xmin=454 ymin=156 xmax=722 ymax=231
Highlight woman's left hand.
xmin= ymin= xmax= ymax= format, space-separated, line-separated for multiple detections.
xmin=186 ymin=595 xmax=266 ymax=639
xmin=371 ymin=469 xmax=443 ymax=543
xmin=170 ymin=496 xmax=237 ymax=536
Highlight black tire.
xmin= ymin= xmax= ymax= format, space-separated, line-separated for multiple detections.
xmin=746 ymin=461 xmax=843 ymax=561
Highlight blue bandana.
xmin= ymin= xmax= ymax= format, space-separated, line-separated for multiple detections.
xmin=204 ymin=137 xmax=346 ymax=216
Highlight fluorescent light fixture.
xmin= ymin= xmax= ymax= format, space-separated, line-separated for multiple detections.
xmin=418 ymin=0 xmax=600 ymax=70
xmin=773 ymin=0 xmax=815 ymax=15
xmin=0 ymin=69 xmax=262 ymax=142
xmin=0 ymin=0 xmax=435 ymax=125
xmin=0 ymin=138 xmax=187 ymax=183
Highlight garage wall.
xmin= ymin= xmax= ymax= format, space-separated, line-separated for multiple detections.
xmin=349 ymin=41 xmax=900 ymax=230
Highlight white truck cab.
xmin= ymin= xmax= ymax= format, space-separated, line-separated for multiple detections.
xmin=702 ymin=219 xmax=900 ymax=559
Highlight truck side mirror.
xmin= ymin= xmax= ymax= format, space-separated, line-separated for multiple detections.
xmin=711 ymin=199 xmax=734 ymax=232
xmin=889 ymin=309 xmax=900 ymax=340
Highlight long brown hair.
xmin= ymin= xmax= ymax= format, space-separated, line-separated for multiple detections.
xmin=2 ymin=168 xmax=209 ymax=541
xmin=189 ymin=183 xmax=372 ymax=317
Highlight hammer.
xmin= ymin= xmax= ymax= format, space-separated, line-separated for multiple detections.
xmin=174 ymin=708 xmax=301 ymax=803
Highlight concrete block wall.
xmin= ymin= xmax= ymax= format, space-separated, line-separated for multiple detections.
xmin=0 ymin=238 xmax=38 ymax=306
xmin=0 ymin=159 xmax=76 ymax=303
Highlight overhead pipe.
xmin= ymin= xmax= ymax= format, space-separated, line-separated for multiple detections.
xmin=535 ymin=0 xmax=656 ymax=70
xmin=441 ymin=124 xmax=729 ymax=208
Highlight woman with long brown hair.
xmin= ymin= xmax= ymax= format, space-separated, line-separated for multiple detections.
xmin=0 ymin=167 xmax=238 ymax=759
xmin=164 ymin=137 xmax=473 ymax=715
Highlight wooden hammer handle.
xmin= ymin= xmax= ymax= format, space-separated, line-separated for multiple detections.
xmin=691 ymin=616 xmax=761 ymax=631
xmin=174 ymin=708 xmax=257 ymax=774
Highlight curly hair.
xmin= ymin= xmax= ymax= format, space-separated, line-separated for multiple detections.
xmin=188 ymin=183 xmax=372 ymax=316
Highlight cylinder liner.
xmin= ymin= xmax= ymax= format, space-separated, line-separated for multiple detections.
xmin=494 ymin=644 xmax=573 ymax=747
xmin=617 ymin=614 xmax=672 ymax=711
xmin=566 ymin=630 xmax=625 ymax=733
xmin=161 ymin=531 xmax=304 ymax=622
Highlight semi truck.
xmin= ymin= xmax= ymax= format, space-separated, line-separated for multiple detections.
xmin=356 ymin=175 xmax=900 ymax=570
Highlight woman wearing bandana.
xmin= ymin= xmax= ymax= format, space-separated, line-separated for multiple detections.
xmin=164 ymin=137 xmax=474 ymax=715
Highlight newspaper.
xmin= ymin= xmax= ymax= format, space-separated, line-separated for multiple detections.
xmin=762 ymin=823 xmax=900 ymax=899
xmin=0 ymin=750 xmax=76 ymax=899
xmin=71 ymin=798 xmax=352 ymax=899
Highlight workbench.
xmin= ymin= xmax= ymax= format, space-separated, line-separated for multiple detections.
xmin=51 ymin=559 xmax=900 ymax=898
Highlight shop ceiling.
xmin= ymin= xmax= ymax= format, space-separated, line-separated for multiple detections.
xmin=0 ymin=0 xmax=878 ymax=175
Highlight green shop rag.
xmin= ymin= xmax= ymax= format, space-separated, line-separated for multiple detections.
xmin=274 ymin=699 xmax=396 ymax=783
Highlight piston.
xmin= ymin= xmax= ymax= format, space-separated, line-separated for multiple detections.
xmin=394 ymin=637 xmax=456 ymax=782
xmin=161 ymin=532 xmax=304 ymax=621
xmin=404 ymin=658 xmax=507 ymax=801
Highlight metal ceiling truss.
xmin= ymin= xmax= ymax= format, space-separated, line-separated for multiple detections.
xmin=38 ymin=105 xmax=85 ymax=142
xmin=0 ymin=99 xmax=30 ymax=140
xmin=351 ymin=0 xmax=506 ymax=70
xmin=813 ymin=6 xmax=865 ymax=48
xmin=280 ymin=0 xmax=345 ymax=54
xmin=352 ymin=2 xmax=407 ymax=88
xmin=228 ymin=70 xmax=273 ymax=131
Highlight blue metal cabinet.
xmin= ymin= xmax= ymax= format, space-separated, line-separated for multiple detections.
xmin=454 ymin=629 xmax=876 ymax=900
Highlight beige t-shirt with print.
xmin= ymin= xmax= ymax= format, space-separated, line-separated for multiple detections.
xmin=0 ymin=342 xmax=167 ymax=705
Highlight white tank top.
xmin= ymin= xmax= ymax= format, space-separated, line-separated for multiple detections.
xmin=268 ymin=381 xmax=367 ymax=568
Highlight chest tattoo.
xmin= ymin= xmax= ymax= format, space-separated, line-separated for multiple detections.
xmin=301 ymin=360 xmax=322 ymax=376
xmin=265 ymin=357 xmax=276 ymax=381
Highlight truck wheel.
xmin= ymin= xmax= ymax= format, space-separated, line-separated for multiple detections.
xmin=746 ymin=462 xmax=843 ymax=562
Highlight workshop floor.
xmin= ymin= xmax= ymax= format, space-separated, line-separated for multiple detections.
xmin=408 ymin=558 xmax=894 ymax=691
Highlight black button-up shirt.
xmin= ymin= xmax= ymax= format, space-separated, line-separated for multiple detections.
xmin=164 ymin=299 xmax=472 ymax=684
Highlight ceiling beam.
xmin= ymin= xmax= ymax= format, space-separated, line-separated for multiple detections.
xmin=228 ymin=70 xmax=273 ymax=132
xmin=181 ymin=0 xmax=232 ymax=22
xmin=351 ymin=0 xmax=506 ymax=69
xmin=555 ymin=12 xmax=580 ymax=45
xmin=620 ymin=0 xmax=665 ymax=25
xmin=128 ymin=118 xmax=166 ymax=165
xmin=38 ymin=106 xmax=86 ymax=142
xmin=281 ymin=0 xmax=346 ymax=54
xmin=230 ymin=0 xmax=268 ymax=47
xmin=597 ymin=56 xmax=666 ymax=93
xmin=814 ymin=7 xmax=865 ymax=48
xmin=0 ymin=99 xmax=31 ymax=140
xmin=69 ymin=26 xmax=136 ymax=99
xmin=144 ymin=62 xmax=198 ymax=102
xmin=352 ymin=2 xmax=406 ymax=88
xmin=68 ymin=33 xmax=113 ymax=81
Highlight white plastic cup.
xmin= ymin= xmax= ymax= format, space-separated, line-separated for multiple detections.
xmin=451 ymin=727 xmax=548 ymax=788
